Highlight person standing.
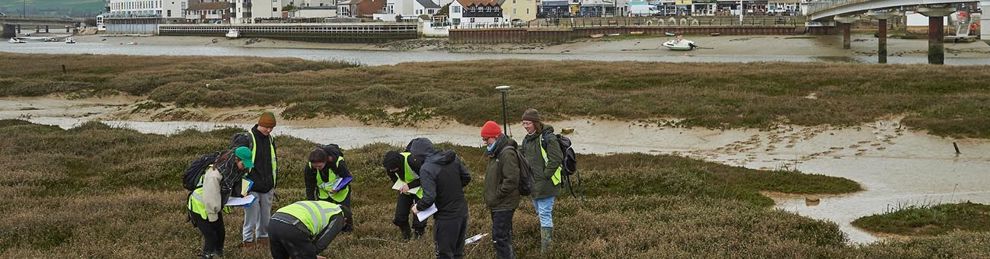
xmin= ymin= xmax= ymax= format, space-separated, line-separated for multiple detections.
xmin=520 ymin=108 xmax=563 ymax=253
xmin=408 ymin=138 xmax=472 ymax=259
xmin=233 ymin=111 xmax=279 ymax=248
xmin=188 ymin=147 xmax=254 ymax=258
xmin=383 ymin=150 xmax=428 ymax=240
xmin=481 ymin=121 xmax=521 ymax=259
xmin=304 ymin=144 xmax=355 ymax=232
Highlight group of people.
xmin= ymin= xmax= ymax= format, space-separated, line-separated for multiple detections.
xmin=186 ymin=108 xmax=565 ymax=259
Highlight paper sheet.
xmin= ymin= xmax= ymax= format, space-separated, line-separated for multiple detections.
xmin=225 ymin=194 xmax=256 ymax=207
xmin=415 ymin=204 xmax=438 ymax=221
xmin=392 ymin=180 xmax=420 ymax=195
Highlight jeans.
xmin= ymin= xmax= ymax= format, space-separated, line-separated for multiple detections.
xmin=243 ymin=190 xmax=274 ymax=242
xmin=533 ymin=196 xmax=555 ymax=228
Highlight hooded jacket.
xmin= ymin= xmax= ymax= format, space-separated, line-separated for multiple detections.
xmin=521 ymin=125 xmax=562 ymax=199
xmin=409 ymin=138 xmax=471 ymax=220
xmin=484 ymin=135 xmax=521 ymax=211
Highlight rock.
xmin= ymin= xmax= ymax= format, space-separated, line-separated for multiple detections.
xmin=561 ymin=128 xmax=575 ymax=135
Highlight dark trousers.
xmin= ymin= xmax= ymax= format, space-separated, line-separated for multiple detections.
xmin=269 ymin=218 xmax=318 ymax=259
xmin=324 ymin=194 xmax=354 ymax=232
xmin=393 ymin=193 xmax=427 ymax=233
xmin=190 ymin=210 xmax=224 ymax=258
xmin=491 ymin=210 xmax=515 ymax=259
xmin=434 ymin=216 xmax=468 ymax=259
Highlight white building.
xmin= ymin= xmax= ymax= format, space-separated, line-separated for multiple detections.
xmin=108 ymin=0 xmax=187 ymax=21
xmin=232 ymin=0 xmax=286 ymax=23
xmin=373 ymin=0 xmax=416 ymax=21
xmin=414 ymin=0 xmax=441 ymax=17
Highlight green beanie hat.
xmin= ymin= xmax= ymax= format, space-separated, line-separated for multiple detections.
xmin=234 ymin=146 xmax=254 ymax=169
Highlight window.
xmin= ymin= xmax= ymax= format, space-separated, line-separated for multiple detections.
xmin=273 ymin=8 xmax=277 ymax=11
xmin=452 ymin=6 xmax=460 ymax=13
xmin=167 ymin=10 xmax=171 ymax=17
xmin=470 ymin=18 xmax=474 ymax=23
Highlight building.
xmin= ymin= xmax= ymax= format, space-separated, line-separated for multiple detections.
xmin=373 ymin=0 xmax=416 ymax=21
xmin=414 ymin=0 xmax=442 ymax=18
xmin=184 ymin=0 xmax=232 ymax=23
xmin=539 ymin=0 xmax=569 ymax=18
xmin=449 ymin=0 xmax=504 ymax=27
xmin=107 ymin=0 xmax=186 ymax=22
xmin=579 ymin=0 xmax=613 ymax=17
xmin=230 ymin=0 xmax=285 ymax=23
xmin=501 ymin=0 xmax=536 ymax=22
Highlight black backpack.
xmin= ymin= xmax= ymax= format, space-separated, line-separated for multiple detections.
xmin=542 ymin=132 xmax=581 ymax=198
xmin=182 ymin=152 xmax=220 ymax=191
xmin=505 ymin=146 xmax=534 ymax=196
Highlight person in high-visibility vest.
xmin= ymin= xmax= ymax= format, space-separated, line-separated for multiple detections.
xmin=520 ymin=108 xmax=563 ymax=254
xmin=229 ymin=111 xmax=280 ymax=248
xmin=383 ymin=150 xmax=427 ymax=240
xmin=188 ymin=147 xmax=254 ymax=259
xmin=304 ymin=144 xmax=354 ymax=232
xmin=268 ymin=201 xmax=351 ymax=259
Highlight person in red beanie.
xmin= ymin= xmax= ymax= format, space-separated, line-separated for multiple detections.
xmin=481 ymin=121 xmax=521 ymax=259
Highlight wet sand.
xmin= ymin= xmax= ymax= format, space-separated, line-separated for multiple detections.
xmin=3 ymin=96 xmax=990 ymax=244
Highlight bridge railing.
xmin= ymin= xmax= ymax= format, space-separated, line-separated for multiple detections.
xmin=806 ymin=0 xmax=873 ymax=16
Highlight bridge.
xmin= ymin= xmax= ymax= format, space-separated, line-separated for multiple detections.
xmin=804 ymin=0 xmax=987 ymax=64
xmin=1 ymin=16 xmax=82 ymax=39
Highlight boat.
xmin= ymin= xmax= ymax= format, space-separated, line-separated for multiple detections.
xmin=661 ymin=36 xmax=697 ymax=51
xmin=8 ymin=37 xmax=25 ymax=44
xmin=607 ymin=33 xmax=621 ymax=37
xmin=664 ymin=32 xmax=676 ymax=36
xmin=226 ymin=28 xmax=240 ymax=39
xmin=65 ymin=37 xmax=76 ymax=44
xmin=590 ymin=34 xmax=604 ymax=39
xmin=630 ymin=31 xmax=644 ymax=35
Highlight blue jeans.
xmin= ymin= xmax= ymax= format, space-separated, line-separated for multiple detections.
xmin=532 ymin=196 xmax=555 ymax=228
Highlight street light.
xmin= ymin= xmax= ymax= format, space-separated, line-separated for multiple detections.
xmin=495 ymin=85 xmax=511 ymax=136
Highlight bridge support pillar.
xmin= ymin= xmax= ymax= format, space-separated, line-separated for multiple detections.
xmin=918 ymin=5 xmax=956 ymax=65
xmin=983 ymin=0 xmax=990 ymax=46
xmin=834 ymin=16 xmax=858 ymax=50
xmin=867 ymin=10 xmax=901 ymax=64
xmin=45 ymin=25 xmax=49 ymax=33
xmin=35 ymin=26 xmax=40 ymax=33
xmin=16 ymin=25 xmax=21 ymax=33
xmin=2 ymin=24 xmax=14 ymax=39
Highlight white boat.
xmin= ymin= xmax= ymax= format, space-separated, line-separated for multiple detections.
xmin=65 ymin=37 xmax=76 ymax=44
xmin=662 ymin=36 xmax=697 ymax=51
xmin=225 ymin=28 xmax=240 ymax=39
xmin=8 ymin=38 xmax=25 ymax=44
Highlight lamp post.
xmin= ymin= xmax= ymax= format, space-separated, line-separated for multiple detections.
xmin=495 ymin=85 xmax=511 ymax=136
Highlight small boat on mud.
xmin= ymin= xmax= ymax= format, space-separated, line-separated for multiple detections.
xmin=65 ymin=37 xmax=76 ymax=44
xmin=8 ymin=37 xmax=25 ymax=44
xmin=662 ymin=35 xmax=697 ymax=51
xmin=590 ymin=34 xmax=604 ymax=39
xmin=226 ymin=28 xmax=240 ymax=39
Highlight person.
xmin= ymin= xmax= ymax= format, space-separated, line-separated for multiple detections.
xmin=520 ymin=108 xmax=563 ymax=253
xmin=269 ymin=200 xmax=352 ymax=259
xmin=408 ymin=138 xmax=472 ymax=259
xmin=188 ymin=147 xmax=254 ymax=259
xmin=382 ymin=150 xmax=428 ymax=240
xmin=304 ymin=144 xmax=355 ymax=232
xmin=232 ymin=111 xmax=279 ymax=248
xmin=481 ymin=121 xmax=521 ymax=259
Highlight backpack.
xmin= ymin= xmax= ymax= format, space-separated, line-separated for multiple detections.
xmin=542 ymin=132 xmax=581 ymax=198
xmin=541 ymin=132 xmax=577 ymax=176
xmin=182 ymin=152 xmax=220 ymax=191
xmin=230 ymin=132 xmax=252 ymax=149
xmin=505 ymin=146 xmax=534 ymax=196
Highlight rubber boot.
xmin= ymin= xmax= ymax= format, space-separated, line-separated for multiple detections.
xmin=540 ymin=227 xmax=553 ymax=254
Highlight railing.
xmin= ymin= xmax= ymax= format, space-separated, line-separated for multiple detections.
xmin=805 ymin=0 xmax=873 ymax=16
xmin=453 ymin=15 xmax=806 ymax=29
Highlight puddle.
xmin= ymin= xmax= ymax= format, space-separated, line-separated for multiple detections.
xmin=3 ymin=97 xmax=990 ymax=244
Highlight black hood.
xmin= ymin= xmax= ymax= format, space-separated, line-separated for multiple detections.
xmin=427 ymin=150 xmax=458 ymax=165
xmin=406 ymin=138 xmax=436 ymax=157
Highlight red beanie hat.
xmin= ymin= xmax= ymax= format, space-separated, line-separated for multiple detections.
xmin=480 ymin=121 xmax=502 ymax=138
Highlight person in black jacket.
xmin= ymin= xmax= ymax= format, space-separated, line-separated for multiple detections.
xmin=408 ymin=138 xmax=472 ymax=259
xmin=383 ymin=150 xmax=427 ymax=240
xmin=230 ymin=111 xmax=279 ymax=248
xmin=304 ymin=144 xmax=355 ymax=232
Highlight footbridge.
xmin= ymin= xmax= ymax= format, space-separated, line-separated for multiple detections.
xmin=1 ymin=16 xmax=82 ymax=38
